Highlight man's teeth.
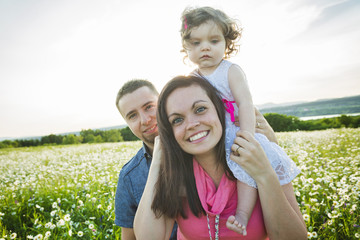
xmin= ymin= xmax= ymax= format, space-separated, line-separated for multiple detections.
xmin=147 ymin=125 xmax=156 ymax=132
xmin=190 ymin=131 xmax=207 ymax=142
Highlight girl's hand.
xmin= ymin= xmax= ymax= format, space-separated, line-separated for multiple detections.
xmin=229 ymin=130 xmax=277 ymax=184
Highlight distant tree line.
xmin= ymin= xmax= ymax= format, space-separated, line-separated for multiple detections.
xmin=263 ymin=113 xmax=360 ymax=132
xmin=1 ymin=114 xmax=359 ymax=149
xmin=0 ymin=127 xmax=138 ymax=149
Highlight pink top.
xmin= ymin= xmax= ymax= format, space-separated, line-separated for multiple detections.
xmin=176 ymin=159 xmax=269 ymax=240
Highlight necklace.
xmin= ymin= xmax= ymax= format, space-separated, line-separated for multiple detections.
xmin=206 ymin=213 xmax=220 ymax=240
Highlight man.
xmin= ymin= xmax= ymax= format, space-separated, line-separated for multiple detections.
xmin=114 ymin=79 xmax=278 ymax=240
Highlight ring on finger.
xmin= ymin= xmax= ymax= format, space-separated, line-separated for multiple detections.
xmin=236 ymin=145 xmax=241 ymax=154
xmin=256 ymin=122 xmax=261 ymax=128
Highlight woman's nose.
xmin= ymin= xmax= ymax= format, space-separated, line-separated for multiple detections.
xmin=186 ymin=120 xmax=200 ymax=129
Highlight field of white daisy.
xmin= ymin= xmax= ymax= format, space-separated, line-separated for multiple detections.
xmin=0 ymin=128 xmax=359 ymax=239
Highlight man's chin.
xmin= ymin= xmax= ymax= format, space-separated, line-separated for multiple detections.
xmin=143 ymin=133 xmax=158 ymax=146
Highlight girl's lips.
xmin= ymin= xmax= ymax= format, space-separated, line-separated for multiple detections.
xmin=201 ymin=55 xmax=210 ymax=59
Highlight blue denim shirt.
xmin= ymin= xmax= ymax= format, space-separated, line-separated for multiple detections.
xmin=115 ymin=143 xmax=177 ymax=239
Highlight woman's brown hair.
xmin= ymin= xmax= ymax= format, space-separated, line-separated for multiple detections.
xmin=151 ymin=75 xmax=235 ymax=219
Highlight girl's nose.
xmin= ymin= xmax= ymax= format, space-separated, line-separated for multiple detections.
xmin=201 ymin=42 xmax=210 ymax=51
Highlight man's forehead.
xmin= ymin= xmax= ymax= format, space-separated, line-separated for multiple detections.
xmin=119 ymin=87 xmax=158 ymax=116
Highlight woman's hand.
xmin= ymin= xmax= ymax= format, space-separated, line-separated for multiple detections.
xmin=152 ymin=136 xmax=163 ymax=166
xmin=229 ymin=130 xmax=277 ymax=184
xmin=134 ymin=135 xmax=175 ymax=239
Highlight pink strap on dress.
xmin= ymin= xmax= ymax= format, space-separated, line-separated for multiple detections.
xmin=222 ymin=99 xmax=236 ymax=122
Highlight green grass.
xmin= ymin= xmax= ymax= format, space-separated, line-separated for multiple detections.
xmin=1 ymin=129 xmax=359 ymax=239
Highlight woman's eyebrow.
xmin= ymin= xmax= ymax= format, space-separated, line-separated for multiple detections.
xmin=167 ymin=100 xmax=207 ymax=118
xmin=192 ymin=100 xmax=207 ymax=109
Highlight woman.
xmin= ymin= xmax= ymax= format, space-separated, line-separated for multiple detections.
xmin=134 ymin=76 xmax=307 ymax=239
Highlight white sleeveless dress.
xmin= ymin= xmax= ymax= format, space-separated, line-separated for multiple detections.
xmin=193 ymin=60 xmax=300 ymax=188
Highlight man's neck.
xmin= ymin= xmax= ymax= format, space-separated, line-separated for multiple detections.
xmin=144 ymin=143 xmax=154 ymax=157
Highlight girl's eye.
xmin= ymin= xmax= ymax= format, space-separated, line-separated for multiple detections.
xmin=211 ymin=39 xmax=218 ymax=44
xmin=192 ymin=41 xmax=200 ymax=46
xmin=171 ymin=117 xmax=183 ymax=125
xmin=196 ymin=106 xmax=206 ymax=113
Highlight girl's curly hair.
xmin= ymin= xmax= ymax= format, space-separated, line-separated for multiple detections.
xmin=180 ymin=6 xmax=242 ymax=60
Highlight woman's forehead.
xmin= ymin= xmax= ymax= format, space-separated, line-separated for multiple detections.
xmin=166 ymin=86 xmax=210 ymax=112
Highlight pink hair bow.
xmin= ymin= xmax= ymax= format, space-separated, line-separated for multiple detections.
xmin=184 ymin=16 xmax=188 ymax=30
xmin=222 ymin=99 xmax=236 ymax=122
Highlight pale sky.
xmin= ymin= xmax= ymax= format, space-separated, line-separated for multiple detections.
xmin=1 ymin=0 xmax=359 ymax=138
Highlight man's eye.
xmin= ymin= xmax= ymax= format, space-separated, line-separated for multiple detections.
xmin=146 ymin=105 xmax=154 ymax=110
xmin=128 ymin=113 xmax=136 ymax=120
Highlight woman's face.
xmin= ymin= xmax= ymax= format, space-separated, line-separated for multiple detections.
xmin=166 ymin=85 xmax=222 ymax=157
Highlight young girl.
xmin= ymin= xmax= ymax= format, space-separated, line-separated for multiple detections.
xmin=180 ymin=6 xmax=301 ymax=235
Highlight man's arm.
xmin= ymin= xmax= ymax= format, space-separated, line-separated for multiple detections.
xmin=254 ymin=108 xmax=278 ymax=144
xmin=115 ymin=170 xmax=137 ymax=235
xmin=235 ymin=108 xmax=278 ymax=144
xmin=122 ymin=227 xmax=136 ymax=240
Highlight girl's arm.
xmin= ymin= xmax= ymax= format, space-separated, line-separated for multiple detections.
xmin=134 ymin=136 xmax=175 ymax=240
xmin=230 ymin=131 xmax=307 ymax=240
xmin=228 ymin=64 xmax=255 ymax=135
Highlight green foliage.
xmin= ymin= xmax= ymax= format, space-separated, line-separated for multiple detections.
xmin=119 ymin=127 xmax=139 ymax=141
xmin=263 ymin=113 xmax=301 ymax=132
xmin=263 ymin=113 xmax=360 ymax=132
xmin=0 ymin=128 xmax=129 ymax=149
xmin=80 ymin=129 xmax=123 ymax=143
xmin=62 ymin=134 xmax=82 ymax=145
xmin=41 ymin=134 xmax=63 ymax=145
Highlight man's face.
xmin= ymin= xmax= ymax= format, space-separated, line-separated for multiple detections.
xmin=118 ymin=86 xmax=158 ymax=150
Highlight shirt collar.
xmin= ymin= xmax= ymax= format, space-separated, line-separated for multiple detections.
xmin=141 ymin=143 xmax=152 ymax=165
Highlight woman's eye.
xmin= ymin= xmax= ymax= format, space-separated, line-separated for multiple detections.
xmin=196 ymin=106 xmax=206 ymax=113
xmin=172 ymin=117 xmax=183 ymax=125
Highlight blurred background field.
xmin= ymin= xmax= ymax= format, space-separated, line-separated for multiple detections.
xmin=0 ymin=128 xmax=359 ymax=239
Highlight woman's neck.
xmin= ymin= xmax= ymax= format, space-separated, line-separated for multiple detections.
xmin=195 ymin=152 xmax=224 ymax=188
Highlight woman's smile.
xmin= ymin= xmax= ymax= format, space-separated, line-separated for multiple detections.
xmin=188 ymin=130 xmax=209 ymax=142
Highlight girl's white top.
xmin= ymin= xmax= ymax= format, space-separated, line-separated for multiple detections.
xmin=193 ymin=60 xmax=300 ymax=188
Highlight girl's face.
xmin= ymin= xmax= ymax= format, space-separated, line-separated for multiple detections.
xmin=186 ymin=21 xmax=226 ymax=75
xmin=166 ymin=85 xmax=222 ymax=158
